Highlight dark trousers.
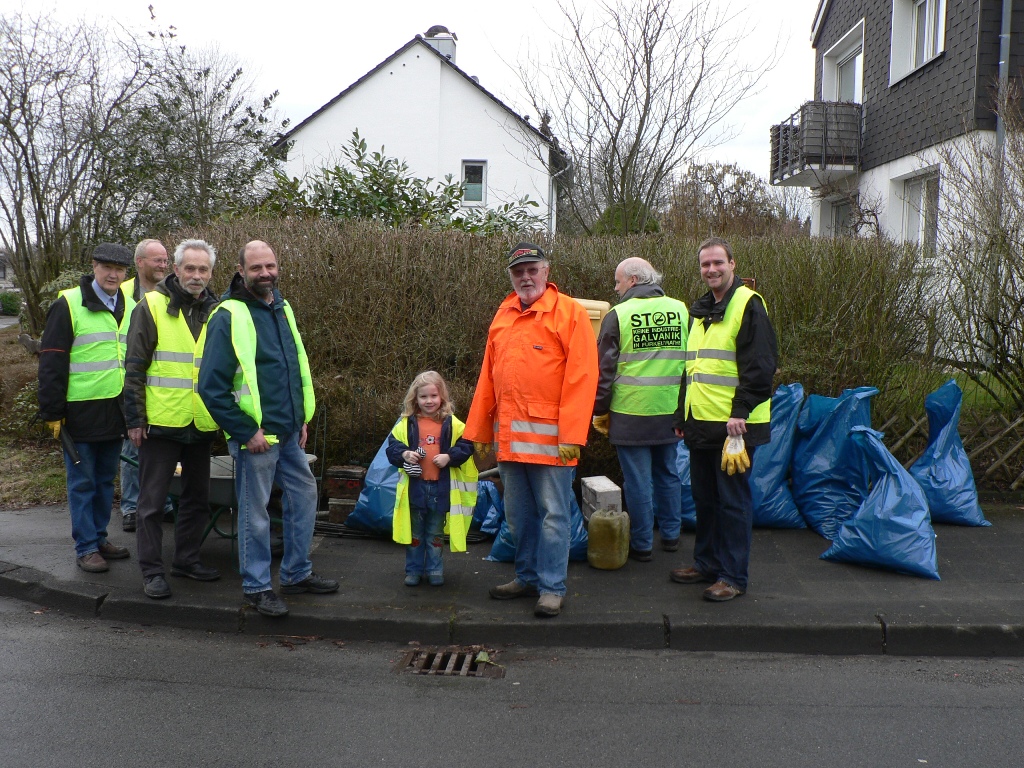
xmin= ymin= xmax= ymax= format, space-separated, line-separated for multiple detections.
xmin=136 ymin=436 xmax=212 ymax=578
xmin=690 ymin=445 xmax=757 ymax=591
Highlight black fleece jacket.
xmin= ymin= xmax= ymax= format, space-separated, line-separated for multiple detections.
xmin=37 ymin=275 xmax=128 ymax=442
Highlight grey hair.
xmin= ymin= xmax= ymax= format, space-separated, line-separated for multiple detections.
xmin=619 ymin=258 xmax=662 ymax=286
xmin=174 ymin=239 xmax=217 ymax=268
xmin=134 ymin=238 xmax=163 ymax=264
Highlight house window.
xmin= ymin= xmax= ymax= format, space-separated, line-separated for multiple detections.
xmin=462 ymin=161 xmax=486 ymax=206
xmin=903 ymin=172 xmax=939 ymax=253
xmin=822 ymin=21 xmax=864 ymax=103
xmin=891 ymin=0 xmax=945 ymax=83
xmin=831 ymin=198 xmax=857 ymax=236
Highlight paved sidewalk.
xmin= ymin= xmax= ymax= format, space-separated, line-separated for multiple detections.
xmin=1 ymin=503 xmax=1022 ymax=655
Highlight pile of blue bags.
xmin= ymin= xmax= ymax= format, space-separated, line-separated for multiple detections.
xmin=348 ymin=380 xmax=987 ymax=581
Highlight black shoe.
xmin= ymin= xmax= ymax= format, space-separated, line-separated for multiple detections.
xmin=628 ymin=547 xmax=653 ymax=562
xmin=661 ymin=537 xmax=680 ymax=552
xmin=171 ymin=562 xmax=221 ymax=581
xmin=281 ymin=572 xmax=339 ymax=595
xmin=244 ymin=589 xmax=289 ymax=617
xmin=122 ymin=512 xmax=137 ymax=533
xmin=143 ymin=574 xmax=171 ymax=599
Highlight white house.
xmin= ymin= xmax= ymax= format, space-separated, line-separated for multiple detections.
xmin=278 ymin=27 xmax=565 ymax=232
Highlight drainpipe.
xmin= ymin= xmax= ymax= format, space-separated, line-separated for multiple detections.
xmin=997 ymin=0 xmax=1012 ymax=151
xmin=547 ymin=161 xmax=572 ymax=235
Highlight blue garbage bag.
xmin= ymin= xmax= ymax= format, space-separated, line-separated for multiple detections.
xmin=909 ymin=380 xmax=990 ymax=527
xmin=675 ymin=442 xmax=698 ymax=531
xmin=345 ymin=435 xmax=397 ymax=535
xmin=821 ymin=426 xmax=940 ymax=580
xmin=793 ymin=386 xmax=877 ymax=539
xmin=472 ymin=478 xmax=505 ymax=534
xmin=752 ymin=383 xmax=806 ymax=528
xmin=486 ymin=472 xmax=589 ymax=562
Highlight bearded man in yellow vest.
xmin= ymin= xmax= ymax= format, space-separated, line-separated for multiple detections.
xmin=198 ymin=240 xmax=338 ymax=618
xmin=124 ymin=239 xmax=221 ymax=600
xmin=593 ymin=257 xmax=689 ymax=561
xmin=670 ymin=237 xmax=777 ymax=602
xmin=38 ymin=243 xmax=135 ymax=573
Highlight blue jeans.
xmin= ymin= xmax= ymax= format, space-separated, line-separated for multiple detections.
xmin=65 ymin=439 xmax=121 ymax=557
xmin=406 ymin=480 xmax=445 ymax=577
xmin=228 ymin=432 xmax=317 ymax=594
xmin=616 ymin=442 xmax=682 ymax=551
xmin=498 ymin=462 xmax=574 ymax=597
xmin=689 ymin=445 xmax=756 ymax=591
xmin=120 ymin=439 xmax=174 ymax=516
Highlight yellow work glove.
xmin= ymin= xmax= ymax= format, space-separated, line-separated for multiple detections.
xmin=46 ymin=420 xmax=63 ymax=439
xmin=592 ymin=413 xmax=610 ymax=436
xmin=721 ymin=435 xmax=751 ymax=476
xmin=558 ymin=444 xmax=581 ymax=464
xmin=473 ymin=442 xmax=493 ymax=461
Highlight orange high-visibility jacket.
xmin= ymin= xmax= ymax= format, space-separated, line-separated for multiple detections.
xmin=464 ymin=284 xmax=599 ymax=466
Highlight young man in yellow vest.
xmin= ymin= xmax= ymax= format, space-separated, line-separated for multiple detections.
xmin=670 ymin=237 xmax=777 ymax=602
xmin=119 ymin=238 xmax=171 ymax=533
xmin=592 ymin=257 xmax=689 ymax=561
xmin=124 ymin=239 xmax=221 ymax=599
xmin=38 ymin=243 xmax=135 ymax=572
xmin=198 ymin=240 xmax=338 ymax=618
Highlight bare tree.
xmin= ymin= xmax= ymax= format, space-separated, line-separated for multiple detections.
xmin=0 ymin=12 xmax=151 ymax=333
xmin=518 ymin=0 xmax=776 ymax=234
xmin=934 ymin=83 xmax=1024 ymax=410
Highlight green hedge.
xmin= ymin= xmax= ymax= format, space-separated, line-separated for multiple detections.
xmin=185 ymin=218 xmax=958 ymax=473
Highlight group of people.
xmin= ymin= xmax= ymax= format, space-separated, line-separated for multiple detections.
xmin=38 ymin=239 xmax=337 ymax=617
xmin=38 ymin=232 xmax=776 ymax=621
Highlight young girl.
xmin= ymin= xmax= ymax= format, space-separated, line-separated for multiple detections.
xmin=387 ymin=371 xmax=478 ymax=586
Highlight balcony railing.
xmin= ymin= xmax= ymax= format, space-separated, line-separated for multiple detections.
xmin=770 ymin=101 xmax=861 ymax=187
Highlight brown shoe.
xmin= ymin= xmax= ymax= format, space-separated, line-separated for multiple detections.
xmin=670 ymin=566 xmax=713 ymax=584
xmin=534 ymin=593 xmax=563 ymax=618
xmin=98 ymin=541 xmax=130 ymax=560
xmin=489 ymin=580 xmax=539 ymax=600
xmin=703 ymin=580 xmax=745 ymax=602
xmin=77 ymin=552 xmax=109 ymax=573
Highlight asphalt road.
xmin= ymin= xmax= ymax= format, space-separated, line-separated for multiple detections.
xmin=1 ymin=595 xmax=1021 ymax=768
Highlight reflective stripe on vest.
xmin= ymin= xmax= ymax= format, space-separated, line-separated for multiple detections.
xmin=391 ymin=416 xmax=479 ymax=552
xmin=508 ymin=416 xmax=560 ymax=457
xmin=60 ymin=286 xmax=135 ymax=401
xmin=683 ymin=286 xmax=770 ymax=425
xmin=204 ymin=298 xmax=315 ymax=444
xmin=144 ymin=292 xmax=217 ymax=431
xmin=610 ymin=294 xmax=689 ymax=416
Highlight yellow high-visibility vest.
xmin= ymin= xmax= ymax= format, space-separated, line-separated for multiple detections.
xmin=60 ymin=286 xmax=135 ymax=401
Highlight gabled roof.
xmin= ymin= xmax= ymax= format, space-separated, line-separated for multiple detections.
xmin=811 ymin=0 xmax=832 ymax=46
xmin=276 ymin=35 xmax=554 ymax=148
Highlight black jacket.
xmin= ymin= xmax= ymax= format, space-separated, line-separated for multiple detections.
xmin=673 ymin=276 xmax=778 ymax=449
xmin=37 ymin=275 xmax=128 ymax=442
xmin=124 ymin=274 xmax=219 ymax=442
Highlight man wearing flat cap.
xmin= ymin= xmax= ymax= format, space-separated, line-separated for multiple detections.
xmin=465 ymin=242 xmax=599 ymax=618
xmin=38 ymin=243 xmax=136 ymax=572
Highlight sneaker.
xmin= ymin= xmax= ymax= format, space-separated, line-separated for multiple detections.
xmin=170 ymin=562 xmax=221 ymax=581
xmin=76 ymin=552 xmax=108 ymax=573
xmin=143 ymin=574 xmax=172 ymax=599
xmin=280 ymin=572 xmax=339 ymax=595
xmin=661 ymin=536 xmax=680 ymax=552
xmin=122 ymin=512 xmax=137 ymax=533
xmin=628 ymin=547 xmax=653 ymax=562
xmin=404 ymin=573 xmax=422 ymax=587
xmin=703 ymin=580 xmax=745 ymax=602
xmin=244 ymin=589 xmax=289 ymax=617
xmin=427 ymin=573 xmax=444 ymax=586
xmin=534 ymin=593 xmax=563 ymax=618
xmin=489 ymin=579 xmax=539 ymax=600
xmin=98 ymin=541 xmax=130 ymax=560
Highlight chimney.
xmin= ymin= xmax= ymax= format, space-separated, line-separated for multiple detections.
xmin=424 ymin=25 xmax=457 ymax=63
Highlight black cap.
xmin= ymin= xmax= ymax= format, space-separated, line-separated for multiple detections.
xmin=507 ymin=242 xmax=545 ymax=269
xmin=92 ymin=242 xmax=132 ymax=267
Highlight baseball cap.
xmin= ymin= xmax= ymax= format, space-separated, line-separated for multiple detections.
xmin=507 ymin=242 xmax=546 ymax=269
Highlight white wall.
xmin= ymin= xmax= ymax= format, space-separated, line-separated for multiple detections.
xmin=283 ymin=43 xmax=552 ymax=221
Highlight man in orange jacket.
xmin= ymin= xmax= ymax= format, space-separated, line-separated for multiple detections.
xmin=465 ymin=242 xmax=599 ymax=618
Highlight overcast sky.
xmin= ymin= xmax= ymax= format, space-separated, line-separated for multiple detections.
xmin=19 ymin=0 xmax=821 ymax=177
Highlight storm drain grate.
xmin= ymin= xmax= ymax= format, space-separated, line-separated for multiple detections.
xmin=395 ymin=647 xmax=504 ymax=678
